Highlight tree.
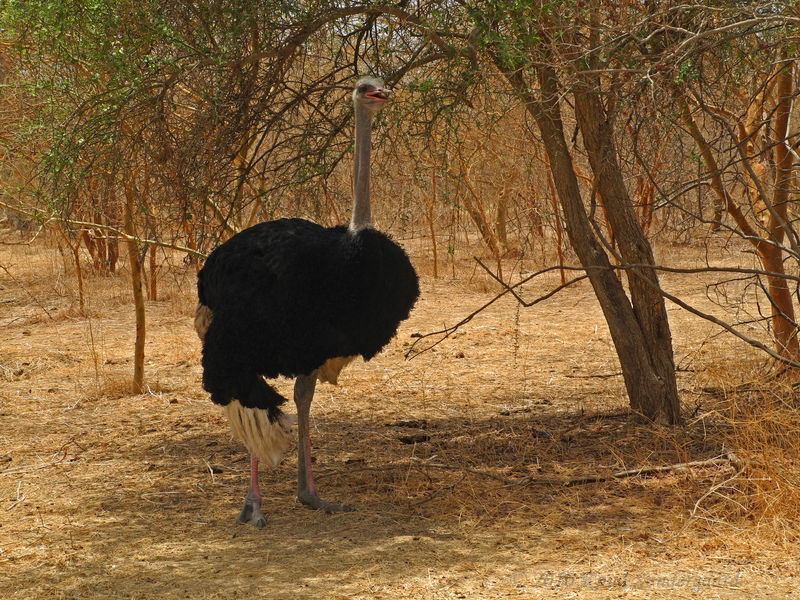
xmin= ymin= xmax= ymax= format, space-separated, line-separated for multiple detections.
xmin=5 ymin=0 xmax=796 ymax=409
xmin=621 ymin=2 xmax=800 ymax=364
xmin=675 ymin=54 xmax=798 ymax=362
xmin=454 ymin=1 xmax=681 ymax=423
xmin=3 ymin=0 xmax=442 ymax=390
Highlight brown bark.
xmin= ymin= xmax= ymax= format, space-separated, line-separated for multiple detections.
xmin=72 ymin=242 xmax=84 ymax=313
xmin=678 ymin=98 xmax=759 ymax=238
xmin=499 ymin=63 xmax=681 ymax=424
xmin=123 ymin=176 xmax=146 ymax=394
xmin=427 ymin=162 xmax=439 ymax=279
xmin=540 ymin=150 xmax=566 ymax=284
xmin=763 ymin=57 xmax=799 ymax=359
xmin=761 ymin=248 xmax=799 ymax=358
xmin=148 ymin=244 xmax=158 ymax=302
xmin=451 ymin=143 xmax=503 ymax=275
xmin=495 ymin=188 xmax=509 ymax=257
xmin=80 ymin=228 xmax=99 ymax=270
xmin=678 ymin=66 xmax=799 ymax=361
xmin=626 ymin=123 xmax=665 ymax=236
xmin=459 ymin=169 xmax=501 ymax=259
xmin=182 ymin=214 xmax=200 ymax=274
xmin=61 ymin=231 xmax=85 ymax=313
xmin=105 ymin=177 xmax=120 ymax=272
xmin=573 ymin=85 xmax=680 ymax=425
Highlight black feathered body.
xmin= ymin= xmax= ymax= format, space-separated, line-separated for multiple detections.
xmin=197 ymin=218 xmax=419 ymax=413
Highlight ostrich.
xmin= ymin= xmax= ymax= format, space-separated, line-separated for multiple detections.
xmin=194 ymin=77 xmax=419 ymax=528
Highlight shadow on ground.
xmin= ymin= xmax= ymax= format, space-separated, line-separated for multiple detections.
xmin=2 ymin=393 xmax=740 ymax=599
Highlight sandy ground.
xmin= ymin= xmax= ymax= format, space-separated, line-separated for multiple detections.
xmin=0 ymin=229 xmax=797 ymax=599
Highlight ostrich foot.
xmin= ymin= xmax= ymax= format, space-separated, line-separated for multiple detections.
xmin=297 ymin=491 xmax=354 ymax=513
xmin=293 ymin=373 xmax=354 ymax=514
xmin=237 ymin=493 xmax=267 ymax=529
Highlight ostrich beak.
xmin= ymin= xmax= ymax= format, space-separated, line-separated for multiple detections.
xmin=366 ymin=88 xmax=391 ymax=101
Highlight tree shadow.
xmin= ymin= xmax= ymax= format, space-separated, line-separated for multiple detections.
xmin=3 ymin=395 xmax=736 ymax=599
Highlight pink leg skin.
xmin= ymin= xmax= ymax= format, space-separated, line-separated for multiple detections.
xmin=294 ymin=373 xmax=353 ymax=513
xmin=236 ymin=453 xmax=267 ymax=529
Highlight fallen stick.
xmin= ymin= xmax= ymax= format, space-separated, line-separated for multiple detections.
xmin=316 ymin=459 xmax=516 ymax=484
xmin=0 ymin=461 xmax=66 ymax=477
xmin=5 ymin=495 xmax=26 ymax=511
xmin=314 ymin=452 xmax=743 ymax=493
xmin=411 ymin=473 xmax=467 ymax=507
xmin=563 ymin=452 xmax=742 ymax=487
xmin=5 ymin=481 xmax=26 ymax=511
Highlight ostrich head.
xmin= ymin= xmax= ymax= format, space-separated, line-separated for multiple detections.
xmin=352 ymin=76 xmax=391 ymax=116
xmin=350 ymin=76 xmax=391 ymax=232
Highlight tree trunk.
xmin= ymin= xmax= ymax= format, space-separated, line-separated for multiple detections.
xmin=427 ymin=162 xmax=439 ymax=279
xmin=63 ymin=231 xmax=85 ymax=313
xmin=760 ymin=245 xmax=799 ymax=360
xmin=495 ymin=184 xmax=509 ymax=256
xmin=123 ymin=177 xmax=146 ymax=394
xmin=764 ymin=56 xmax=799 ymax=360
xmin=543 ymin=153 xmax=566 ymax=285
xmin=148 ymin=244 xmax=158 ymax=302
xmin=499 ymin=64 xmax=681 ymax=424
xmin=105 ymin=174 xmax=120 ymax=272
xmin=573 ymin=86 xmax=681 ymax=424
xmin=678 ymin=67 xmax=799 ymax=361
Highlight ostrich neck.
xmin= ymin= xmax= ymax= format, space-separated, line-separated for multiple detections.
xmin=349 ymin=103 xmax=373 ymax=232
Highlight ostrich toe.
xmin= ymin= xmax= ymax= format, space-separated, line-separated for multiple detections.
xmin=237 ymin=493 xmax=267 ymax=529
xmin=297 ymin=491 xmax=354 ymax=513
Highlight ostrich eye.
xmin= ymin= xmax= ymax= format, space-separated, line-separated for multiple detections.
xmin=357 ymin=84 xmax=371 ymax=95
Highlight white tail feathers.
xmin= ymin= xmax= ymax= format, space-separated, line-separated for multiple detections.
xmin=222 ymin=401 xmax=294 ymax=467
xmin=203 ymin=303 xmax=353 ymax=465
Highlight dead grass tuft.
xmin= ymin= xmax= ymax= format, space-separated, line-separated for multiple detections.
xmin=689 ymin=361 xmax=800 ymax=550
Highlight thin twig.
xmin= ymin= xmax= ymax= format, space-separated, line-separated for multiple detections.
xmin=411 ymin=473 xmax=467 ymax=507
xmin=0 ymin=199 xmax=206 ymax=259
xmin=5 ymin=481 xmax=26 ymax=511
xmin=406 ymin=260 xmax=587 ymax=359
xmin=315 ymin=459 xmax=516 ymax=485
xmin=203 ymin=458 xmax=216 ymax=484
xmin=563 ymin=452 xmax=742 ymax=487
xmin=5 ymin=497 xmax=25 ymax=512
xmin=0 ymin=461 xmax=65 ymax=476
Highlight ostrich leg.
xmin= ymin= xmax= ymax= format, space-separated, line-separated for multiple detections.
xmin=237 ymin=453 xmax=267 ymax=529
xmin=294 ymin=373 xmax=354 ymax=512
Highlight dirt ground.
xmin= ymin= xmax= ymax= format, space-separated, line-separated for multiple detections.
xmin=1 ymin=228 xmax=797 ymax=599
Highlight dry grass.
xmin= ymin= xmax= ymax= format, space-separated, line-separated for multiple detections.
xmin=693 ymin=364 xmax=799 ymax=547
xmin=1 ymin=228 xmax=798 ymax=599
